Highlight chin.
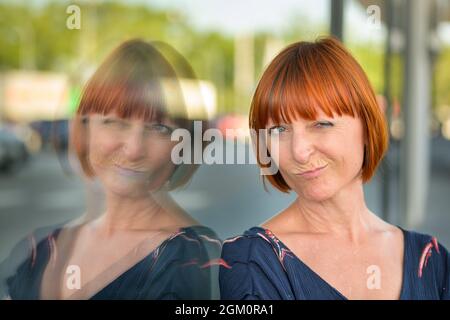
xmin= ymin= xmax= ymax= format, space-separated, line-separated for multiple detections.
xmin=104 ymin=179 xmax=148 ymax=198
xmin=305 ymin=193 xmax=332 ymax=202
xmin=297 ymin=184 xmax=335 ymax=202
xmin=109 ymin=186 xmax=137 ymax=198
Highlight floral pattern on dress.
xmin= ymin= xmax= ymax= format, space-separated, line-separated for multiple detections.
xmin=418 ymin=236 xmax=440 ymax=278
xmin=256 ymin=229 xmax=293 ymax=271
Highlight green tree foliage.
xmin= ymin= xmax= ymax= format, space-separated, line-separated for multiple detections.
xmin=0 ymin=1 xmax=448 ymax=115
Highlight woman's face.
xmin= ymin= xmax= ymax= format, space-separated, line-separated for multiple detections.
xmin=87 ymin=112 xmax=179 ymax=198
xmin=266 ymin=109 xmax=366 ymax=201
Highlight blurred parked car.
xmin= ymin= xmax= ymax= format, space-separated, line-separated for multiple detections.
xmin=29 ymin=119 xmax=69 ymax=153
xmin=0 ymin=127 xmax=29 ymax=174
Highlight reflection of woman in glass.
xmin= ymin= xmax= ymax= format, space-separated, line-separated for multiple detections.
xmin=220 ymin=37 xmax=450 ymax=300
xmin=1 ymin=39 xmax=221 ymax=299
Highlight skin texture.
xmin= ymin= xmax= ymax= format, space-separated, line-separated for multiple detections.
xmin=267 ymin=109 xmax=366 ymax=203
xmin=40 ymin=112 xmax=198 ymax=299
xmin=262 ymin=109 xmax=405 ymax=300
xmin=88 ymin=113 xmax=178 ymax=198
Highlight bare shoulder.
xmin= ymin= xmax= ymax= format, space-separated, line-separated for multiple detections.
xmin=261 ymin=211 xmax=290 ymax=233
xmin=162 ymin=211 xmax=200 ymax=233
xmin=371 ymin=215 xmax=404 ymax=241
xmin=260 ymin=208 xmax=303 ymax=235
xmin=368 ymin=218 xmax=405 ymax=263
xmin=261 ymin=202 xmax=308 ymax=235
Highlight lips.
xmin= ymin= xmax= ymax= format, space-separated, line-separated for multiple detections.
xmin=114 ymin=164 xmax=147 ymax=177
xmin=299 ymin=164 xmax=328 ymax=177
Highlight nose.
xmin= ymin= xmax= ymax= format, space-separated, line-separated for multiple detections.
xmin=291 ymin=131 xmax=314 ymax=164
xmin=122 ymin=130 xmax=146 ymax=162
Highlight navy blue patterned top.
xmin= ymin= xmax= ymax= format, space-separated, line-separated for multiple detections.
xmin=1 ymin=225 xmax=222 ymax=300
xmin=219 ymin=226 xmax=450 ymax=300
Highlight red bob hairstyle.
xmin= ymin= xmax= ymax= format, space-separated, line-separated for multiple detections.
xmin=70 ymin=39 xmax=207 ymax=190
xmin=249 ymin=36 xmax=389 ymax=193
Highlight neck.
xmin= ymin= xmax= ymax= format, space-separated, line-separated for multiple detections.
xmin=294 ymin=180 xmax=376 ymax=243
xmin=95 ymin=190 xmax=169 ymax=235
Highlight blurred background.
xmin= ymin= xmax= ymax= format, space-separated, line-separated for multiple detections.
xmin=0 ymin=0 xmax=449 ymax=263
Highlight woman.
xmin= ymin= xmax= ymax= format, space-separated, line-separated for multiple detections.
xmin=220 ymin=37 xmax=450 ymax=300
xmin=0 ymin=39 xmax=221 ymax=299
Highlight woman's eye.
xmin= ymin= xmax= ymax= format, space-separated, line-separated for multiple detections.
xmin=101 ymin=118 xmax=116 ymax=125
xmin=102 ymin=118 xmax=128 ymax=128
xmin=146 ymin=123 xmax=173 ymax=134
xmin=268 ymin=126 xmax=286 ymax=135
xmin=315 ymin=121 xmax=333 ymax=128
xmin=102 ymin=119 xmax=115 ymax=124
xmin=103 ymin=118 xmax=120 ymax=124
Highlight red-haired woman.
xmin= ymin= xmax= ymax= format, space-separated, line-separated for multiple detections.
xmin=220 ymin=37 xmax=450 ymax=300
xmin=1 ymin=39 xmax=220 ymax=300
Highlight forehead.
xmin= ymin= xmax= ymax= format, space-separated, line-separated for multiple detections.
xmin=267 ymin=108 xmax=335 ymax=125
xmin=90 ymin=111 xmax=178 ymax=125
xmin=267 ymin=110 xmax=364 ymax=132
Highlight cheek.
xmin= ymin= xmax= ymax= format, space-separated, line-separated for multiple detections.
xmin=88 ymin=134 xmax=121 ymax=165
xmin=145 ymin=140 xmax=176 ymax=166
xmin=339 ymin=137 xmax=364 ymax=169
xmin=270 ymin=141 xmax=290 ymax=168
xmin=326 ymin=146 xmax=364 ymax=184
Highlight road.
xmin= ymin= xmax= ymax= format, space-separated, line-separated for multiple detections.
xmin=1 ymin=138 xmax=449 ymax=263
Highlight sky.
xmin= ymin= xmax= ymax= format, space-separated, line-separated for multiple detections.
xmin=127 ymin=0 xmax=450 ymax=44
xmin=148 ymin=0 xmax=329 ymax=35
xmin=24 ymin=0 xmax=450 ymax=43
